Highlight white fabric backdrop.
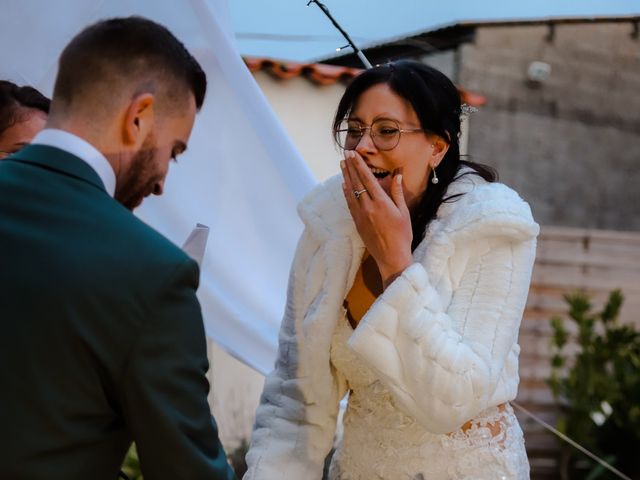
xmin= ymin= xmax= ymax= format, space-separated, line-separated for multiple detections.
xmin=0 ymin=0 xmax=317 ymax=374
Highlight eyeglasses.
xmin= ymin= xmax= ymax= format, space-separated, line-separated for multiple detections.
xmin=336 ymin=118 xmax=424 ymax=151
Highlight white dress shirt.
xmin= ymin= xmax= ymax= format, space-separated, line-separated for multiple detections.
xmin=31 ymin=129 xmax=116 ymax=197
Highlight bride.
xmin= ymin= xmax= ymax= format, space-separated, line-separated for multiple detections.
xmin=244 ymin=60 xmax=537 ymax=480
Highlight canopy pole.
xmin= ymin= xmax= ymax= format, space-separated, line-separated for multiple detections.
xmin=307 ymin=0 xmax=372 ymax=69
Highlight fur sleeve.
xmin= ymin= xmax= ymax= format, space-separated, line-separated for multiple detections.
xmin=348 ymin=234 xmax=536 ymax=434
xmin=244 ymin=227 xmax=348 ymax=479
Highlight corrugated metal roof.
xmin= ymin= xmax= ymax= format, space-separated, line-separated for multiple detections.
xmin=316 ymin=15 xmax=640 ymax=64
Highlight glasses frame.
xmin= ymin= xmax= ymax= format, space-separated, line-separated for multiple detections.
xmin=336 ymin=118 xmax=424 ymax=151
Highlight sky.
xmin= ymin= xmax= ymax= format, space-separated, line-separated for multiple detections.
xmin=229 ymin=0 xmax=640 ymax=62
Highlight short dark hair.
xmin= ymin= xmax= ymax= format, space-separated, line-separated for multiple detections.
xmin=53 ymin=16 xmax=206 ymax=113
xmin=333 ymin=60 xmax=496 ymax=251
xmin=0 ymin=81 xmax=50 ymax=135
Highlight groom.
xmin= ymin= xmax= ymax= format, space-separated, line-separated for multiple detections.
xmin=0 ymin=17 xmax=235 ymax=480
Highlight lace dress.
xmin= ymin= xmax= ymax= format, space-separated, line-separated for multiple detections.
xmin=328 ymin=316 xmax=530 ymax=480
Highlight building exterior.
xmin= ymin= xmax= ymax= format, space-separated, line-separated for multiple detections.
xmin=322 ymin=16 xmax=640 ymax=232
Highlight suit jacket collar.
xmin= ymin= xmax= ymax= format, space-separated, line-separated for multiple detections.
xmin=8 ymin=144 xmax=108 ymax=194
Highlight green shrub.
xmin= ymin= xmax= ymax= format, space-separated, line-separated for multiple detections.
xmin=121 ymin=444 xmax=142 ymax=480
xmin=121 ymin=441 xmax=247 ymax=479
xmin=548 ymin=290 xmax=640 ymax=479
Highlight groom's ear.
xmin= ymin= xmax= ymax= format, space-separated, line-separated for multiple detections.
xmin=121 ymin=93 xmax=155 ymax=148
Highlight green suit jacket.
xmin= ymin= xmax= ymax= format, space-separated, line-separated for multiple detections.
xmin=0 ymin=145 xmax=236 ymax=480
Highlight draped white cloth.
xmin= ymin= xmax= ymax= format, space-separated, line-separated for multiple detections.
xmin=0 ymin=0 xmax=316 ymax=373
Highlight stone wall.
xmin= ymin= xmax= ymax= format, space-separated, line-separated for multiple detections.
xmin=458 ymin=23 xmax=640 ymax=231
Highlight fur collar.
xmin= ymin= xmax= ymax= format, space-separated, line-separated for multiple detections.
xmin=298 ymin=168 xmax=539 ymax=247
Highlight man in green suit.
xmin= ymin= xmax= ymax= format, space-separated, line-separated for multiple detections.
xmin=0 ymin=17 xmax=236 ymax=480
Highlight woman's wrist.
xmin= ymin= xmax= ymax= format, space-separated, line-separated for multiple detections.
xmin=378 ymin=255 xmax=413 ymax=290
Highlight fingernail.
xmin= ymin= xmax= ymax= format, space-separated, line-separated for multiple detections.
xmin=340 ymin=160 xmax=346 ymax=169
xmin=396 ymin=174 xmax=403 ymax=184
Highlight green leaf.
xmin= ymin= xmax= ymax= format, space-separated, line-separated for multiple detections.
xmin=551 ymin=316 xmax=569 ymax=348
xmin=565 ymin=291 xmax=591 ymax=320
xmin=600 ymin=289 xmax=624 ymax=324
xmin=584 ymin=454 xmax=617 ymax=480
xmin=547 ymin=289 xmax=640 ymax=474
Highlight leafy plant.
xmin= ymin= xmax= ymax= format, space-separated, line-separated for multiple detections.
xmin=120 ymin=440 xmax=245 ymax=479
xmin=121 ymin=443 xmax=143 ymax=480
xmin=548 ymin=290 xmax=640 ymax=479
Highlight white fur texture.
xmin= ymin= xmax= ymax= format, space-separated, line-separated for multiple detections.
xmin=244 ymin=170 xmax=539 ymax=480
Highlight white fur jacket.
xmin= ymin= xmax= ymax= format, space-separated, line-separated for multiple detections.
xmin=244 ymin=170 xmax=539 ymax=480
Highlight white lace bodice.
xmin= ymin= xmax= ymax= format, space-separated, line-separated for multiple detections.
xmin=329 ymin=316 xmax=530 ymax=480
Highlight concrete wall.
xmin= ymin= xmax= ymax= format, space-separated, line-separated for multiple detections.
xmin=458 ymin=22 xmax=640 ymax=231
xmin=418 ymin=49 xmax=458 ymax=80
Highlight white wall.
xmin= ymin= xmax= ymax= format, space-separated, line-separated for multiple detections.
xmin=251 ymin=70 xmax=346 ymax=182
xmin=207 ymin=71 xmax=348 ymax=450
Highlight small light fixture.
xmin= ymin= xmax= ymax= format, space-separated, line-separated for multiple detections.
xmin=526 ymin=61 xmax=551 ymax=86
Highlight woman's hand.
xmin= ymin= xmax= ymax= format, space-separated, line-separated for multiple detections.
xmin=341 ymin=150 xmax=413 ymax=288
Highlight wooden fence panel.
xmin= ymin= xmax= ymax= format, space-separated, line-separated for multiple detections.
xmin=517 ymin=226 xmax=640 ymax=479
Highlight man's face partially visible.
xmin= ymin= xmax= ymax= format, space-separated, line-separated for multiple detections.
xmin=115 ymin=96 xmax=197 ymax=210
xmin=115 ymin=132 xmax=160 ymax=210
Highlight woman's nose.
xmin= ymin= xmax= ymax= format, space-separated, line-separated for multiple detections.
xmin=355 ymin=128 xmax=377 ymax=154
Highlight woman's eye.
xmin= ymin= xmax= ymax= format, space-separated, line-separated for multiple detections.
xmin=378 ymin=128 xmax=399 ymax=136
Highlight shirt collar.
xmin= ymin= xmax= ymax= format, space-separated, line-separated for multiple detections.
xmin=30 ymin=129 xmax=116 ymax=197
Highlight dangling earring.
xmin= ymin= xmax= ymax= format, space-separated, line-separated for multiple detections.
xmin=430 ymin=143 xmax=440 ymax=184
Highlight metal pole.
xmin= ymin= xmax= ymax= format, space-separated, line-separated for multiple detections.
xmin=307 ymin=0 xmax=373 ymax=69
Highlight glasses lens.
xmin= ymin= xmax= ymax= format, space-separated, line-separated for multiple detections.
xmin=338 ymin=121 xmax=363 ymax=150
xmin=371 ymin=119 xmax=400 ymax=151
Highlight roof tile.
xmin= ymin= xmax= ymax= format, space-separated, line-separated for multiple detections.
xmin=244 ymin=56 xmax=486 ymax=106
